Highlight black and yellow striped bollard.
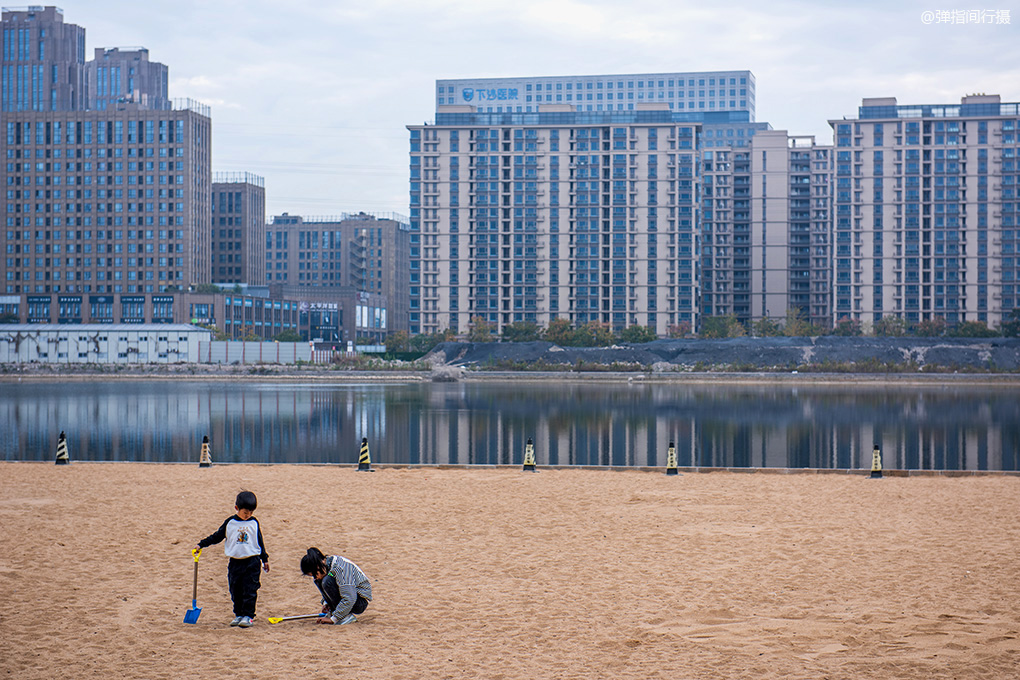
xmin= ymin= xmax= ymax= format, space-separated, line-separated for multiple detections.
xmin=522 ymin=437 xmax=537 ymax=472
xmin=870 ymin=445 xmax=882 ymax=479
xmin=358 ymin=437 xmax=374 ymax=472
xmin=199 ymin=435 xmax=212 ymax=468
xmin=665 ymin=441 xmax=679 ymax=476
xmin=54 ymin=430 xmax=70 ymax=465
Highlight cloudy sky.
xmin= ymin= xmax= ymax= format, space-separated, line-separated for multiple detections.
xmin=73 ymin=0 xmax=1018 ymax=218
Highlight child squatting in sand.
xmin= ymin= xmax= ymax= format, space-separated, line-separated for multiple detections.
xmin=194 ymin=490 xmax=269 ymax=628
xmin=300 ymin=547 xmax=372 ymax=625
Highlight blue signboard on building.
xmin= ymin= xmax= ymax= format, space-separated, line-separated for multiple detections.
xmin=463 ymin=87 xmax=519 ymax=103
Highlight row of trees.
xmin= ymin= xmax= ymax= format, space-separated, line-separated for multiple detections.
xmin=385 ymin=319 xmax=691 ymax=354
xmin=709 ymin=310 xmax=1020 ymax=339
xmin=383 ymin=309 xmax=1020 ymax=354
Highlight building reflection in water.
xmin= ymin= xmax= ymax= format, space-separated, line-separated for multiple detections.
xmin=1 ymin=381 xmax=1018 ymax=471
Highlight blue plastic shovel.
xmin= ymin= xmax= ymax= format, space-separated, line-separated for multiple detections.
xmin=184 ymin=548 xmax=202 ymax=624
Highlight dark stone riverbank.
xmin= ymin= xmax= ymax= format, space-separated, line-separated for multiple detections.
xmin=425 ymin=337 xmax=1020 ymax=372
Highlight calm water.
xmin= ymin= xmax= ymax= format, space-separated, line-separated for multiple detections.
xmin=1 ymin=380 xmax=1018 ymax=471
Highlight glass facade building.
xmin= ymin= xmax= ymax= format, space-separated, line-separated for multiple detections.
xmin=87 ymin=47 xmax=169 ymax=111
xmin=1 ymin=6 xmax=87 ymax=112
xmin=438 ymin=71 xmax=755 ymax=120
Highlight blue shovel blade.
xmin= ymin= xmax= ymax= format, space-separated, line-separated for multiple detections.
xmin=184 ymin=600 xmax=201 ymax=624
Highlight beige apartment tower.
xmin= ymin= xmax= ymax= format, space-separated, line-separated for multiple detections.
xmin=407 ymin=103 xmax=702 ymax=337
xmin=829 ymin=95 xmax=1020 ymax=329
xmin=748 ymin=131 xmax=833 ymax=328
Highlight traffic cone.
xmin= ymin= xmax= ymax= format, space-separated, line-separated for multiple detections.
xmin=870 ymin=445 xmax=882 ymax=479
xmin=665 ymin=441 xmax=679 ymax=476
xmin=522 ymin=438 xmax=537 ymax=472
xmin=199 ymin=436 xmax=212 ymax=468
xmin=54 ymin=431 xmax=70 ymax=465
xmin=357 ymin=437 xmax=373 ymax=471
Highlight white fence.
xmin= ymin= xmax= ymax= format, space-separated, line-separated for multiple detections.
xmin=0 ymin=324 xmax=209 ymax=364
xmin=199 ymin=342 xmax=358 ymax=365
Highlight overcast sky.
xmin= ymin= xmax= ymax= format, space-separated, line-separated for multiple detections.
xmin=73 ymin=0 xmax=1018 ymax=218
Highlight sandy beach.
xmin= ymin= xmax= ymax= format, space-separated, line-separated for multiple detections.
xmin=1 ymin=462 xmax=1018 ymax=679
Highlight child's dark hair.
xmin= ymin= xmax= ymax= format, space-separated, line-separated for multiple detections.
xmin=300 ymin=547 xmax=327 ymax=576
xmin=235 ymin=490 xmax=257 ymax=512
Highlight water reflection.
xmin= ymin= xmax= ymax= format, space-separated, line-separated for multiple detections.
xmin=1 ymin=381 xmax=1018 ymax=471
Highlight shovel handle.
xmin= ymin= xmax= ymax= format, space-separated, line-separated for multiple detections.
xmin=191 ymin=548 xmax=201 ymax=600
xmin=268 ymin=613 xmax=327 ymax=624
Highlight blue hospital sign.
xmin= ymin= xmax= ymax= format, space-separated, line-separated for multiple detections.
xmin=462 ymin=87 xmax=518 ymax=102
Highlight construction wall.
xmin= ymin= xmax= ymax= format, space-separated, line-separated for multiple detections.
xmin=0 ymin=326 xmax=360 ymax=365
xmin=199 ymin=342 xmax=312 ymax=364
xmin=0 ymin=325 xmax=210 ymax=364
xmin=198 ymin=342 xmax=357 ymax=364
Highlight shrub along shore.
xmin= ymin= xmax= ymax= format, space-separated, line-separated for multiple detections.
xmin=3 ymin=337 xmax=1020 ymax=382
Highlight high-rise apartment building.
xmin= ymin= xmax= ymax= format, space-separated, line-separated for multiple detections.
xmin=695 ymin=122 xmax=768 ymax=321
xmin=829 ymin=95 xmax=1020 ymax=329
xmin=1 ymin=6 xmax=87 ymax=112
xmin=87 ymin=47 xmax=169 ymax=111
xmin=1 ymin=7 xmax=213 ymax=298
xmin=212 ymin=173 xmax=265 ymax=285
xmin=264 ymin=212 xmax=411 ymax=332
xmin=408 ymin=104 xmax=702 ymax=336
xmin=1 ymin=103 xmax=213 ymax=294
xmin=409 ymin=71 xmax=765 ymax=337
xmin=667 ymin=128 xmax=834 ymax=329
xmin=746 ymin=131 xmax=833 ymax=327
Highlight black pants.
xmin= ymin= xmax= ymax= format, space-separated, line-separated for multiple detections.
xmin=227 ymin=556 xmax=262 ymax=618
xmin=317 ymin=577 xmax=369 ymax=616
xmin=329 ymin=594 xmax=368 ymax=617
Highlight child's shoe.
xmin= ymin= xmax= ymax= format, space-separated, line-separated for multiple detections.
xmin=238 ymin=616 xmax=253 ymax=628
xmin=230 ymin=616 xmax=243 ymax=627
xmin=338 ymin=613 xmax=357 ymax=625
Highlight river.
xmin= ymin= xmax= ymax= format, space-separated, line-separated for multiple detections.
xmin=1 ymin=379 xmax=1018 ymax=470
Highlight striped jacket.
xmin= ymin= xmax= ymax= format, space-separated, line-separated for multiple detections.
xmin=317 ymin=555 xmax=372 ymax=622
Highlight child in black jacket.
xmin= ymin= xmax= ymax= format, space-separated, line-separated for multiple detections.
xmin=194 ymin=490 xmax=270 ymax=627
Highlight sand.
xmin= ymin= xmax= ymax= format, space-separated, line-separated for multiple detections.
xmin=1 ymin=463 xmax=1018 ymax=679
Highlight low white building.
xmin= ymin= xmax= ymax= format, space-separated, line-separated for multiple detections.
xmin=0 ymin=324 xmax=212 ymax=364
